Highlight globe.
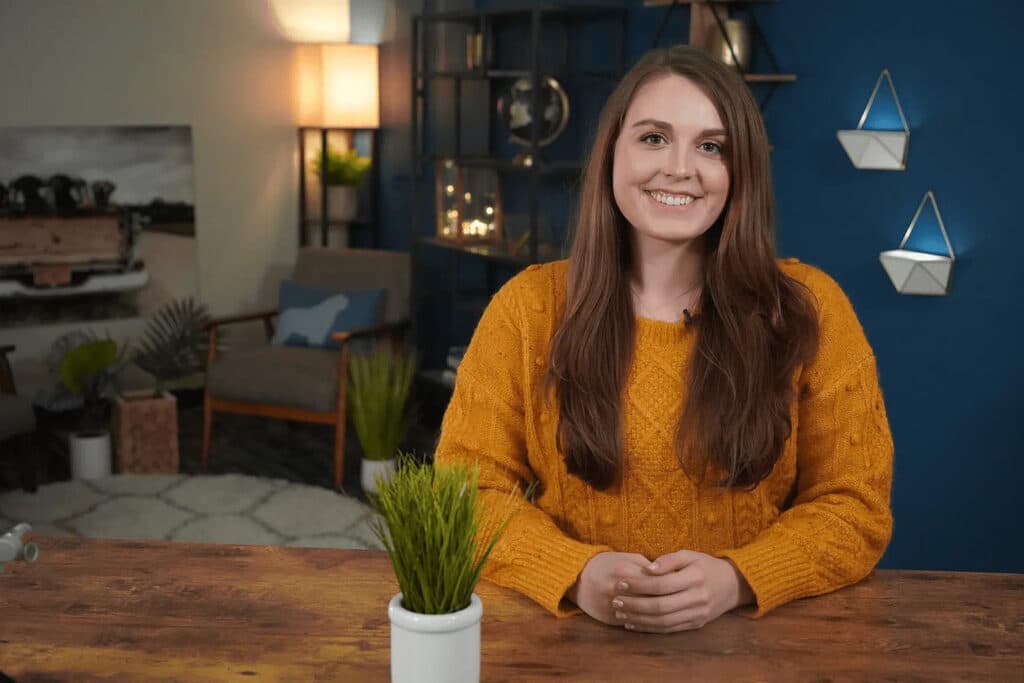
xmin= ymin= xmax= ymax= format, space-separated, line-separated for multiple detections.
xmin=497 ymin=76 xmax=570 ymax=148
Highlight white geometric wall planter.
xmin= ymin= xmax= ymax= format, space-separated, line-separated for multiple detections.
xmin=879 ymin=191 xmax=956 ymax=296
xmin=837 ymin=68 xmax=910 ymax=171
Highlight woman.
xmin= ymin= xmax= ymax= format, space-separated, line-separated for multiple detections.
xmin=434 ymin=46 xmax=893 ymax=634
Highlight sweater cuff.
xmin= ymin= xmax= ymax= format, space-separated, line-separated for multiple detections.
xmin=714 ymin=531 xmax=818 ymax=618
xmin=487 ymin=534 xmax=612 ymax=617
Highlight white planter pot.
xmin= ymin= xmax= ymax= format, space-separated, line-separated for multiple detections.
xmin=69 ymin=430 xmax=112 ymax=480
xmin=388 ymin=593 xmax=482 ymax=683
xmin=361 ymin=458 xmax=396 ymax=496
xmin=327 ymin=185 xmax=358 ymax=222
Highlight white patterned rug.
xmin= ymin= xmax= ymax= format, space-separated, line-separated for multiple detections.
xmin=0 ymin=474 xmax=382 ymax=550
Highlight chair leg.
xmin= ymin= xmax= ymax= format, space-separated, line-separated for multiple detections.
xmin=201 ymin=390 xmax=213 ymax=470
xmin=333 ymin=414 xmax=346 ymax=489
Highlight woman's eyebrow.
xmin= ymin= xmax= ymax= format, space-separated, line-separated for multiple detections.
xmin=628 ymin=119 xmax=728 ymax=137
xmin=630 ymin=118 xmax=672 ymax=130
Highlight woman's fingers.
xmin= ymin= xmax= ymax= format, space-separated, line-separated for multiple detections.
xmin=620 ymin=561 xmax=705 ymax=597
xmin=612 ymin=586 xmax=710 ymax=616
xmin=614 ymin=603 xmax=713 ymax=632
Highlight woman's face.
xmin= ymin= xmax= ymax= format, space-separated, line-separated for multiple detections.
xmin=612 ymin=73 xmax=730 ymax=247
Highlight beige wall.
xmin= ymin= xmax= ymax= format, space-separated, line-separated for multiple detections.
xmin=0 ymin=0 xmax=305 ymax=394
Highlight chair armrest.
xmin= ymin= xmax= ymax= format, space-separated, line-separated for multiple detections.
xmin=203 ymin=309 xmax=279 ymax=331
xmin=204 ymin=310 xmax=280 ymax=364
xmin=330 ymin=319 xmax=410 ymax=345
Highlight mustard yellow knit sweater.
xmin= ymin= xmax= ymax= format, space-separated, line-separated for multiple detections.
xmin=435 ymin=259 xmax=893 ymax=618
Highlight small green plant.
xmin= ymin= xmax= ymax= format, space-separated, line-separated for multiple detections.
xmin=133 ymin=297 xmax=219 ymax=393
xmin=60 ymin=337 xmax=122 ymax=429
xmin=371 ymin=461 xmax=517 ymax=615
xmin=312 ymin=147 xmax=371 ymax=186
xmin=348 ymin=350 xmax=417 ymax=462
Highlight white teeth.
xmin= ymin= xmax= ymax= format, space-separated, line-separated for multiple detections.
xmin=647 ymin=191 xmax=695 ymax=207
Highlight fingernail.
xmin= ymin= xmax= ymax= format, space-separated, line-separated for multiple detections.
xmin=615 ymin=611 xmax=626 ymax=620
xmin=611 ymin=599 xmax=624 ymax=609
xmin=648 ymin=562 xmax=659 ymax=571
xmin=617 ymin=581 xmax=629 ymax=591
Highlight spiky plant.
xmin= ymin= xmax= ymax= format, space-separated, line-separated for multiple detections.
xmin=371 ymin=460 xmax=518 ymax=615
xmin=133 ymin=297 xmax=217 ymax=392
xmin=347 ymin=349 xmax=417 ymax=462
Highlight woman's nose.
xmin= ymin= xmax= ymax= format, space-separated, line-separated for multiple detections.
xmin=664 ymin=145 xmax=695 ymax=178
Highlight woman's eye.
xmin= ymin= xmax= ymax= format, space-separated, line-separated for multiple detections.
xmin=699 ymin=141 xmax=724 ymax=155
xmin=640 ymin=133 xmax=667 ymax=145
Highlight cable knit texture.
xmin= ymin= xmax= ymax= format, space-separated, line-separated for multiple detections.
xmin=435 ymin=258 xmax=894 ymax=618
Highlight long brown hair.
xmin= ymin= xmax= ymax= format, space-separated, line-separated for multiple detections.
xmin=547 ymin=46 xmax=819 ymax=490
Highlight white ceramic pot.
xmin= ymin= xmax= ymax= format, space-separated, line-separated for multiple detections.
xmin=361 ymin=457 xmax=396 ymax=496
xmin=327 ymin=185 xmax=358 ymax=222
xmin=69 ymin=430 xmax=112 ymax=480
xmin=388 ymin=593 xmax=482 ymax=683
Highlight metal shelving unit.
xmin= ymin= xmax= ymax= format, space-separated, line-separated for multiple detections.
xmin=408 ymin=4 xmax=628 ymax=380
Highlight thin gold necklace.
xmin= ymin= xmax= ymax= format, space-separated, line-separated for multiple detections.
xmin=630 ymin=281 xmax=702 ymax=320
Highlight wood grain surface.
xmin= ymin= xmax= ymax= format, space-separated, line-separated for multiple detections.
xmin=0 ymin=537 xmax=1020 ymax=682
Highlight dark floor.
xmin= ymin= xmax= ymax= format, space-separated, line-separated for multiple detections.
xmin=1 ymin=387 xmax=444 ymax=503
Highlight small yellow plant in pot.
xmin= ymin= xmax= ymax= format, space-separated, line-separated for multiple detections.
xmin=310 ymin=146 xmax=371 ymax=222
xmin=347 ymin=349 xmax=416 ymax=495
xmin=372 ymin=461 xmax=516 ymax=683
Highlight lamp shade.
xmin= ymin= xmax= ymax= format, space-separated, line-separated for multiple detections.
xmin=269 ymin=0 xmax=390 ymax=44
xmin=269 ymin=0 xmax=351 ymax=43
xmin=322 ymin=44 xmax=379 ymax=128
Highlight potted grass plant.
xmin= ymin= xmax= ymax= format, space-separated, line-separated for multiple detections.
xmin=372 ymin=461 xmax=517 ymax=683
xmin=347 ymin=349 xmax=416 ymax=495
xmin=113 ymin=297 xmax=216 ymax=473
xmin=311 ymin=146 xmax=371 ymax=222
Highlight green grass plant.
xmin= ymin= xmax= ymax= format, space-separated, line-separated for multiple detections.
xmin=348 ymin=350 xmax=416 ymax=462
xmin=371 ymin=460 xmax=517 ymax=615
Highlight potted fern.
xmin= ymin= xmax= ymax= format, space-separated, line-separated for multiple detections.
xmin=112 ymin=297 xmax=214 ymax=473
xmin=311 ymin=146 xmax=371 ymax=223
xmin=373 ymin=461 xmax=517 ymax=683
xmin=347 ymin=349 xmax=416 ymax=495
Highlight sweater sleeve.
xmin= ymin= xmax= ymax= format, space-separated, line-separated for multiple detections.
xmin=434 ymin=275 xmax=612 ymax=617
xmin=715 ymin=271 xmax=894 ymax=617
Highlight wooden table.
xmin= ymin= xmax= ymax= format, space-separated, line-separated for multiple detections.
xmin=0 ymin=537 xmax=1021 ymax=682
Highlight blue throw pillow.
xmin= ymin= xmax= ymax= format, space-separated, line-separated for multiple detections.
xmin=271 ymin=280 xmax=385 ymax=349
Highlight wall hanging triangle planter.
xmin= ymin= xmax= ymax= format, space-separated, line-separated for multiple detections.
xmin=837 ymin=68 xmax=910 ymax=170
xmin=879 ymin=191 xmax=956 ymax=296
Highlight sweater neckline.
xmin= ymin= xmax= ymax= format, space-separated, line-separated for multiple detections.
xmin=634 ymin=315 xmax=696 ymax=344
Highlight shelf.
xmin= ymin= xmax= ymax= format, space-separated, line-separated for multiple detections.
xmin=417 ymin=69 xmax=620 ymax=82
xmin=416 ymin=5 xmax=628 ymax=24
xmin=418 ymin=236 xmax=564 ymax=267
xmin=417 ymin=369 xmax=455 ymax=391
xmin=419 ymin=236 xmax=530 ymax=266
xmin=417 ymin=155 xmax=583 ymax=175
xmin=744 ymin=73 xmax=796 ymax=83
xmin=302 ymin=218 xmax=373 ymax=227
xmin=643 ymin=1 xmax=778 ymax=5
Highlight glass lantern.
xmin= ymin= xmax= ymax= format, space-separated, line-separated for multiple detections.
xmin=435 ymin=160 xmax=502 ymax=244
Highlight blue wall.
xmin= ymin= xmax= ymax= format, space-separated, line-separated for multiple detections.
xmin=381 ymin=0 xmax=1024 ymax=573
xmin=752 ymin=1 xmax=1023 ymax=573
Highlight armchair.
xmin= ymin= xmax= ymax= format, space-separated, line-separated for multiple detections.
xmin=201 ymin=247 xmax=410 ymax=488
xmin=1 ymin=346 xmax=38 ymax=492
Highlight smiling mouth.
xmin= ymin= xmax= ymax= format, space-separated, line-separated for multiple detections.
xmin=645 ymin=190 xmax=701 ymax=207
